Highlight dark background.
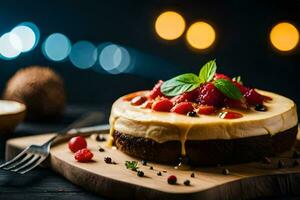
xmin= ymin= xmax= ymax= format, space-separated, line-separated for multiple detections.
xmin=0 ymin=0 xmax=299 ymax=109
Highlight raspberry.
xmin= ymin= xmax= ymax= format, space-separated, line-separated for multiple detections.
xmin=233 ymin=82 xmax=249 ymax=95
xmin=198 ymin=105 xmax=215 ymax=115
xmin=171 ymin=102 xmax=194 ymax=115
xmin=171 ymin=89 xmax=198 ymax=104
xmin=151 ymin=98 xmax=173 ymax=112
xmin=244 ymin=89 xmax=264 ymax=105
xmin=148 ymin=80 xmax=164 ymax=99
xmin=224 ymin=98 xmax=248 ymax=109
xmin=167 ymin=175 xmax=177 ymax=185
xmin=74 ymin=148 xmax=93 ymax=162
xmin=214 ymin=73 xmax=231 ymax=81
xmin=68 ymin=136 xmax=87 ymax=153
xmin=196 ymin=83 xmax=224 ymax=107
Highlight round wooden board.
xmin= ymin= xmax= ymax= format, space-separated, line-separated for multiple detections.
xmin=5 ymin=127 xmax=300 ymax=200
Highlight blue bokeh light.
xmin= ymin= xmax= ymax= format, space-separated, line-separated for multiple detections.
xmin=42 ymin=33 xmax=71 ymax=61
xmin=11 ymin=25 xmax=36 ymax=52
xmin=0 ymin=32 xmax=21 ymax=59
xmin=99 ymin=44 xmax=131 ymax=74
xmin=69 ymin=41 xmax=97 ymax=69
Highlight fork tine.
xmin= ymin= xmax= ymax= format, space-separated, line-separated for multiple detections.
xmin=18 ymin=158 xmax=46 ymax=174
xmin=0 ymin=147 xmax=30 ymax=168
xmin=3 ymin=154 xmax=33 ymax=170
xmin=11 ymin=155 xmax=41 ymax=173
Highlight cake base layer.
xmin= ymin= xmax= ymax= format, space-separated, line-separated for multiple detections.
xmin=113 ymin=125 xmax=298 ymax=166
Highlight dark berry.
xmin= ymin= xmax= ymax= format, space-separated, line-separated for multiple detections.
xmin=293 ymin=151 xmax=300 ymax=159
xmin=262 ymin=156 xmax=271 ymax=164
xmin=96 ymin=134 xmax=106 ymax=142
xmin=141 ymin=160 xmax=147 ymax=166
xmin=149 ymin=166 xmax=153 ymax=170
xmin=244 ymin=89 xmax=264 ymax=105
xmin=183 ymin=179 xmax=190 ymax=186
xmin=137 ymin=170 xmax=144 ymax=177
xmin=187 ymin=111 xmax=197 ymax=117
xmin=222 ymin=169 xmax=230 ymax=175
xmin=190 ymin=173 xmax=195 ymax=178
xmin=157 ymin=171 xmax=162 ymax=176
xmin=104 ymin=157 xmax=112 ymax=164
xmin=255 ymin=104 xmax=267 ymax=112
xmin=98 ymin=148 xmax=105 ymax=152
xmin=278 ymin=160 xmax=284 ymax=168
xmin=167 ymin=175 xmax=177 ymax=185
xmin=293 ymin=160 xmax=300 ymax=166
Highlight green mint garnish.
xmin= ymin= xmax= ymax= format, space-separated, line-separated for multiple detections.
xmin=125 ymin=161 xmax=139 ymax=170
xmin=161 ymin=60 xmax=216 ymax=96
xmin=213 ymin=79 xmax=242 ymax=100
xmin=199 ymin=59 xmax=217 ymax=82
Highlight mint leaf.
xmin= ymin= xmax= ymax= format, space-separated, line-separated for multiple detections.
xmin=199 ymin=59 xmax=217 ymax=82
xmin=161 ymin=73 xmax=202 ymax=96
xmin=213 ymin=79 xmax=242 ymax=100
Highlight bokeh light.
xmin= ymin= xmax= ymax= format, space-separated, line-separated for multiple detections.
xmin=11 ymin=25 xmax=36 ymax=52
xmin=18 ymin=22 xmax=40 ymax=49
xmin=0 ymin=32 xmax=21 ymax=59
xmin=99 ymin=44 xmax=131 ymax=74
xmin=155 ymin=11 xmax=186 ymax=40
xmin=270 ymin=22 xmax=299 ymax=52
xmin=69 ymin=41 xmax=97 ymax=69
xmin=42 ymin=33 xmax=71 ymax=61
xmin=186 ymin=21 xmax=216 ymax=50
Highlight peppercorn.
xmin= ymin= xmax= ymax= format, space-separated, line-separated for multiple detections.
xmin=149 ymin=166 xmax=153 ymax=170
xmin=96 ymin=134 xmax=106 ymax=142
xmin=98 ymin=148 xmax=105 ymax=152
xmin=137 ymin=170 xmax=144 ymax=177
xmin=184 ymin=179 xmax=190 ymax=186
xmin=104 ymin=157 xmax=112 ymax=164
xmin=190 ymin=173 xmax=195 ymax=178
xmin=157 ymin=171 xmax=162 ymax=176
xmin=187 ymin=111 xmax=197 ymax=117
xmin=141 ymin=160 xmax=147 ymax=166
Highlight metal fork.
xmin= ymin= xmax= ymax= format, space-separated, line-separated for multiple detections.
xmin=0 ymin=112 xmax=106 ymax=174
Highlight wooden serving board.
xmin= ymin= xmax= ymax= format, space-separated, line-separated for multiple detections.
xmin=5 ymin=127 xmax=300 ymax=200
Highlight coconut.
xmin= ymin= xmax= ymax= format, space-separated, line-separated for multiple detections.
xmin=3 ymin=66 xmax=66 ymax=121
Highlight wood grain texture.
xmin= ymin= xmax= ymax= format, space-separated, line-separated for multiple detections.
xmin=5 ymin=127 xmax=300 ymax=200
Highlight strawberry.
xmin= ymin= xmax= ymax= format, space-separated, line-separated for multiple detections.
xmin=198 ymin=105 xmax=215 ymax=115
xmin=148 ymin=80 xmax=164 ymax=99
xmin=171 ymin=102 xmax=194 ymax=115
xmin=224 ymin=97 xmax=248 ymax=109
xmin=171 ymin=89 xmax=198 ymax=104
xmin=233 ymin=82 xmax=249 ymax=95
xmin=152 ymin=98 xmax=173 ymax=112
xmin=244 ymin=89 xmax=264 ymax=105
xmin=214 ymin=73 xmax=231 ymax=81
xmin=196 ymin=83 xmax=225 ymax=107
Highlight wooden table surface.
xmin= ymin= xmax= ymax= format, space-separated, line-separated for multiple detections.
xmin=0 ymin=105 xmax=299 ymax=200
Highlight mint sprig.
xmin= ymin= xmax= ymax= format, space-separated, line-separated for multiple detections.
xmin=199 ymin=59 xmax=217 ymax=82
xmin=213 ymin=79 xmax=242 ymax=100
xmin=161 ymin=60 xmax=216 ymax=96
xmin=161 ymin=73 xmax=201 ymax=96
xmin=125 ymin=161 xmax=139 ymax=171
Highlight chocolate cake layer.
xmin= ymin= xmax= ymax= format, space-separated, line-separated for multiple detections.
xmin=113 ymin=125 xmax=298 ymax=166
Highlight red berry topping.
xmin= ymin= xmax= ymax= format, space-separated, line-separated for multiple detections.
xmin=219 ymin=111 xmax=243 ymax=119
xmin=197 ymin=83 xmax=224 ymax=107
xmin=233 ymin=82 xmax=249 ymax=95
xmin=224 ymin=98 xmax=248 ymax=109
xmin=68 ymin=136 xmax=87 ymax=153
xmin=148 ymin=80 xmax=164 ymax=100
xmin=74 ymin=148 xmax=93 ymax=162
xmin=171 ymin=89 xmax=198 ymax=104
xmin=131 ymin=96 xmax=147 ymax=106
xmin=244 ymin=89 xmax=264 ymax=105
xmin=152 ymin=98 xmax=173 ymax=112
xmin=198 ymin=105 xmax=215 ymax=115
xmin=214 ymin=73 xmax=231 ymax=81
xmin=171 ymin=102 xmax=194 ymax=115
xmin=167 ymin=175 xmax=177 ymax=185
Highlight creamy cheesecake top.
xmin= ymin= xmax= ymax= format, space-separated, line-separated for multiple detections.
xmin=110 ymin=90 xmax=298 ymax=143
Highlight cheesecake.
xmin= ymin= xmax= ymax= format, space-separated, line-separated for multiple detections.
xmin=108 ymin=60 xmax=298 ymax=165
